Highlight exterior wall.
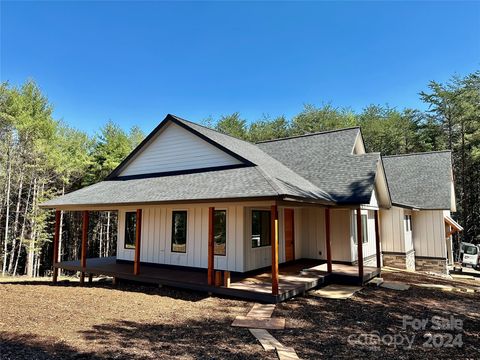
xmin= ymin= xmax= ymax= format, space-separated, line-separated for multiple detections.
xmin=117 ymin=202 xmax=380 ymax=273
xmin=351 ymin=209 xmax=377 ymax=263
xmin=119 ymin=122 xmax=242 ymax=176
xmin=380 ymin=206 xmax=415 ymax=270
xmin=299 ymin=207 xmax=378 ymax=265
xmin=412 ymin=210 xmax=447 ymax=259
xmin=117 ymin=202 xmax=272 ymax=273
xmin=380 ymin=207 xmax=408 ymax=253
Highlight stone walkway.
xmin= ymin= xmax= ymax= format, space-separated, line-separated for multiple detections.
xmin=232 ymin=303 xmax=300 ymax=359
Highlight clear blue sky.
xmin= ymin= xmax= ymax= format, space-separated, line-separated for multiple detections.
xmin=1 ymin=1 xmax=479 ymax=135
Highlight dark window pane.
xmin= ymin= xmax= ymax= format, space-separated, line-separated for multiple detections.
xmin=214 ymin=210 xmax=227 ymax=256
xmin=252 ymin=210 xmax=271 ymax=248
xmin=362 ymin=214 xmax=368 ymax=243
xmin=172 ymin=211 xmax=187 ymax=253
xmin=124 ymin=212 xmax=136 ymax=249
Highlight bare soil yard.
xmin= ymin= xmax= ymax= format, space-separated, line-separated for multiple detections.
xmin=1 ymin=270 xmax=479 ymax=359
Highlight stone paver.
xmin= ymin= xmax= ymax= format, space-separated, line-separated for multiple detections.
xmin=249 ymin=328 xmax=284 ymax=351
xmin=247 ymin=303 xmax=276 ymax=318
xmin=232 ymin=316 xmax=285 ymax=330
xmin=310 ymin=284 xmax=361 ymax=299
xmin=277 ymin=347 xmax=300 ymax=360
xmin=380 ymin=281 xmax=410 ymax=291
xmin=367 ymin=277 xmax=384 ymax=287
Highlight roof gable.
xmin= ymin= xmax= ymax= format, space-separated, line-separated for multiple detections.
xmin=116 ymin=121 xmax=244 ymax=177
xmin=108 ymin=115 xmax=252 ymax=179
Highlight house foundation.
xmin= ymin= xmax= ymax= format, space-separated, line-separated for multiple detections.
xmin=414 ymin=257 xmax=448 ymax=274
xmin=382 ymin=251 xmax=416 ymax=271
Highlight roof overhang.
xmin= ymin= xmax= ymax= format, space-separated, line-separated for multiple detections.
xmin=445 ymin=215 xmax=463 ymax=234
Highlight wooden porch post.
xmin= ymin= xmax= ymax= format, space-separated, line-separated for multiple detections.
xmin=134 ymin=209 xmax=142 ymax=275
xmin=271 ymin=204 xmax=279 ymax=296
xmin=356 ymin=208 xmax=364 ymax=281
xmin=80 ymin=210 xmax=89 ymax=284
xmin=52 ymin=209 xmax=61 ymax=283
xmin=208 ymin=207 xmax=215 ymax=286
xmin=325 ymin=208 xmax=332 ymax=273
xmin=374 ymin=210 xmax=381 ymax=268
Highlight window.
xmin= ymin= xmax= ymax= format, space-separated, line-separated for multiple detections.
xmin=214 ymin=210 xmax=227 ymax=256
xmin=404 ymin=215 xmax=412 ymax=232
xmin=352 ymin=211 xmax=368 ymax=244
xmin=172 ymin=211 xmax=187 ymax=253
xmin=124 ymin=212 xmax=137 ymax=249
xmin=252 ymin=210 xmax=271 ymax=248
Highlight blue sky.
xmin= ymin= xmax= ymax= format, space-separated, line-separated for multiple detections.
xmin=1 ymin=1 xmax=479 ymax=135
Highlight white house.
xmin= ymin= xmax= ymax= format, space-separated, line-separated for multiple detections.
xmin=41 ymin=114 xmax=460 ymax=302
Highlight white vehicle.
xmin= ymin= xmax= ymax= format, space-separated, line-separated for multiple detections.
xmin=460 ymin=242 xmax=480 ymax=270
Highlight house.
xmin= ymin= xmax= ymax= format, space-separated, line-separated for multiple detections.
xmin=380 ymin=151 xmax=463 ymax=273
xmin=40 ymin=114 xmax=460 ymax=302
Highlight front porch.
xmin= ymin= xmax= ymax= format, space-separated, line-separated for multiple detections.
xmin=54 ymin=257 xmax=380 ymax=303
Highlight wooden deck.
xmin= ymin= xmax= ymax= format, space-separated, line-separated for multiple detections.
xmin=54 ymin=257 xmax=380 ymax=303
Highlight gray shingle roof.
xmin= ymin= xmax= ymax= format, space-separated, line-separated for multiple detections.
xmin=257 ymin=129 xmax=381 ymax=204
xmin=382 ymin=151 xmax=453 ymax=210
xmin=42 ymin=115 xmax=341 ymax=208
xmin=41 ymin=167 xmax=280 ymax=207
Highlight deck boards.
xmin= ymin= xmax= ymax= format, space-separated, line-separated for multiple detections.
xmin=54 ymin=257 xmax=379 ymax=303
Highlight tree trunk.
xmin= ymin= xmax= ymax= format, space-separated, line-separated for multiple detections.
xmin=26 ymin=178 xmax=37 ymax=277
xmin=7 ymin=170 xmax=24 ymax=273
xmin=106 ymin=211 xmax=111 ymax=256
xmin=13 ymin=177 xmax=33 ymax=276
xmin=2 ymin=146 xmax=12 ymax=276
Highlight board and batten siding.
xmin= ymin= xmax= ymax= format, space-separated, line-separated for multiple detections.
xmin=379 ymin=206 xmax=413 ymax=253
xmin=351 ymin=209 xmax=377 ymax=261
xmin=119 ymin=122 xmax=242 ymax=177
xmin=412 ymin=210 xmax=447 ymax=259
xmin=117 ymin=204 xmax=246 ymax=272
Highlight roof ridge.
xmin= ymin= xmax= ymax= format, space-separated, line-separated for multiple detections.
xmin=255 ymin=126 xmax=360 ymax=144
xmin=168 ymin=113 xmax=255 ymax=144
xmin=383 ymin=150 xmax=451 ymax=158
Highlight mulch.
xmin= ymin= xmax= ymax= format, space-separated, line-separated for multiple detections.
xmin=1 ymin=271 xmax=479 ymax=359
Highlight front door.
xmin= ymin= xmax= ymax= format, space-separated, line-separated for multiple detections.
xmin=284 ymin=208 xmax=295 ymax=262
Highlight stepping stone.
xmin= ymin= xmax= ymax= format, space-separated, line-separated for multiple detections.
xmin=380 ymin=281 xmax=410 ymax=291
xmin=231 ymin=316 xmax=285 ymax=330
xmin=367 ymin=277 xmax=384 ymax=287
xmin=277 ymin=347 xmax=299 ymax=360
xmin=249 ymin=328 xmax=283 ymax=351
xmin=247 ymin=303 xmax=276 ymax=318
xmin=311 ymin=285 xmax=361 ymax=299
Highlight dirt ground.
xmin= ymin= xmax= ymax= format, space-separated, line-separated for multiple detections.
xmin=0 ymin=270 xmax=479 ymax=359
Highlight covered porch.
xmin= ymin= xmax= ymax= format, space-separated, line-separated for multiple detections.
xmin=50 ymin=201 xmax=383 ymax=302
xmin=54 ymin=256 xmax=380 ymax=303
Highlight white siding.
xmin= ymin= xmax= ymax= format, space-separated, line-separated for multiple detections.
xmin=412 ymin=210 xmax=447 ymax=258
xmin=351 ymin=209 xmax=377 ymax=261
xmin=117 ymin=203 xmax=246 ymax=272
xmin=119 ymin=122 xmax=242 ymax=176
xmin=379 ymin=207 xmax=407 ymax=253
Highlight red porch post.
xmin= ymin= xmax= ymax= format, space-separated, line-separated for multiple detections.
xmin=52 ymin=209 xmax=61 ymax=283
xmin=271 ymin=204 xmax=279 ymax=296
xmin=208 ymin=207 xmax=215 ymax=286
xmin=325 ymin=208 xmax=332 ymax=273
xmin=374 ymin=210 xmax=381 ymax=268
xmin=80 ymin=210 xmax=89 ymax=284
xmin=356 ymin=208 xmax=364 ymax=281
xmin=134 ymin=208 xmax=142 ymax=275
